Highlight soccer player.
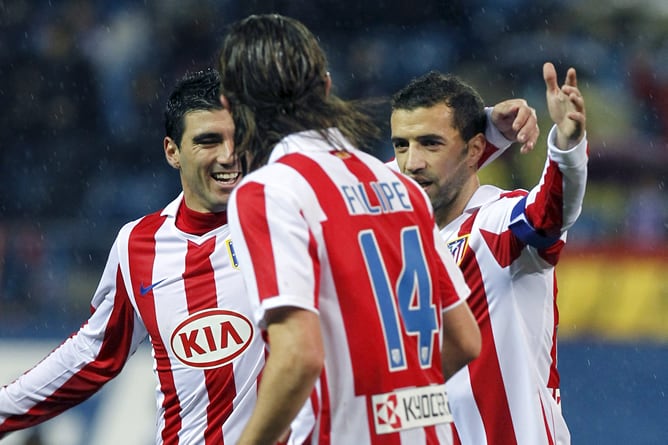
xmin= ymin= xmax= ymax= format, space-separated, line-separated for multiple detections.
xmin=390 ymin=64 xmax=587 ymax=444
xmin=0 ymin=70 xmax=272 ymax=444
xmin=216 ymin=14 xmax=481 ymax=445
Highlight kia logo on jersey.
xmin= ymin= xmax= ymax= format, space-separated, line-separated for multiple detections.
xmin=170 ymin=309 xmax=254 ymax=369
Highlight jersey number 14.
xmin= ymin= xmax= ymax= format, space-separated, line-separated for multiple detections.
xmin=360 ymin=226 xmax=439 ymax=371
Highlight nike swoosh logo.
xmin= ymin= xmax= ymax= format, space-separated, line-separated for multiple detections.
xmin=139 ymin=279 xmax=166 ymax=296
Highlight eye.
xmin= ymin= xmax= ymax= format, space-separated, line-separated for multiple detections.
xmin=392 ymin=139 xmax=408 ymax=152
xmin=200 ymin=139 xmax=220 ymax=147
xmin=193 ymin=133 xmax=224 ymax=147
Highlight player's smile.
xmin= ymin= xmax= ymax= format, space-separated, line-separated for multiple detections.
xmin=212 ymin=171 xmax=240 ymax=184
xmin=210 ymin=169 xmax=242 ymax=195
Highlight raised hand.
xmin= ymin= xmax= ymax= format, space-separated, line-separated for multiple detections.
xmin=543 ymin=62 xmax=586 ymax=150
xmin=490 ymin=98 xmax=539 ymax=154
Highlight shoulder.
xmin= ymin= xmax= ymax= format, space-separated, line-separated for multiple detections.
xmin=465 ymin=184 xmax=522 ymax=211
xmin=116 ymin=206 xmax=171 ymax=245
xmin=475 ymin=186 xmax=528 ymax=223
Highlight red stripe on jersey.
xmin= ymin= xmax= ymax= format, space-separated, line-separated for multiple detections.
xmin=548 ymin=270 xmax=560 ymax=390
xmin=234 ymin=182 xmax=279 ymax=299
xmin=1 ymin=266 xmax=135 ymax=431
xmin=480 ymin=228 xmax=524 ymax=268
xmin=457 ymin=213 xmax=518 ymax=445
xmin=499 ymin=190 xmax=527 ymax=200
xmin=317 ymin=368 xmax=331 ymax=445
xmin=452 ymin=424 xmax=462 ymax=445
xmin=307 ymin=223 xmax=321 ymax=309
xmin=424 ymin=426 xmax=438 ymax=444
xmin=540 ymin=397 xmax=556 ymax=445
xmin=478 ymin=141 xmax=499 ymax=168
xmin=202 ymin=364 xmax=235 ymax=444
xmin=525 ymin=159 xmax=563 ymax=237
xmin=128 ymin=214 xmax=182 ymax=445
xmin=183 ymin=238 xmax=217 ymax=313
xmin=183 ymin=237 xmax=235 ymax=444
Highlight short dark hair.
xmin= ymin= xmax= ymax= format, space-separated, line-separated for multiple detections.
xmin=164 ymin=69 xmax=223 ymax=146
xmin=391 ymin=71 xmax=486 ymax=141
xmin=217 ymin=14 xmax=379 ymax=170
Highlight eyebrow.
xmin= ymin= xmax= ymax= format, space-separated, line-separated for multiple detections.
xmin=416 ymin=134 xmax=446 ymax=143
xmin=192 ymin=132 xmax=224 ymax=145
xmin=391 ymin=134 xmax=446 ymax=144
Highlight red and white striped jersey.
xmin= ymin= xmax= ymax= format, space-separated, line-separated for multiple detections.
xmin=0 ymin=194 xmax=266 ymax=445
xmin=228 ymin=129 xmax=471 ymax=445
xmin=444 ymin=126 xmax=588 ymax=445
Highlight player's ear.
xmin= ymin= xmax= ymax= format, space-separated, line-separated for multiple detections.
xmin=220 ymin=94 xmax=231 ymax=110
xmin=164 ymin=137 xmax=180 ymax=169
xmin=324 ymin=72 xmax=332 ymax=97
xmin=467 ymin=133 xmax=487 ymax=169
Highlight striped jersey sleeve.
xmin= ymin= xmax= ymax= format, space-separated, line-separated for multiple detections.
xmin=512 ymin=126 xmax=588 ymax=247
xmin=0 ymin=236 xmax=146 ymax=437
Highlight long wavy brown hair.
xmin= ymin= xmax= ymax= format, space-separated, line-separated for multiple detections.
xmin=217 ymin=14 xmax=380 ymax=172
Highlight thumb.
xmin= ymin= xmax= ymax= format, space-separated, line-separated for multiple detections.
xmin=543 ymin=62 xmax=559 ymax=94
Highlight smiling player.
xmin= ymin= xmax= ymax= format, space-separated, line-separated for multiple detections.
xmin=0 ymin=70 xmax=274 ymax=444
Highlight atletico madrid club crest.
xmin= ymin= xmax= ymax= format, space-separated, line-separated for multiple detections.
xmin=447 ymin=235 xmax=470 ymax=266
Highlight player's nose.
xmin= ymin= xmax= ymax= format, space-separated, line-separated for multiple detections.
xmin=215 ymin=143 xmax=235 ymax=165
xmin=404 ymin=146 xmax=426 ymax=172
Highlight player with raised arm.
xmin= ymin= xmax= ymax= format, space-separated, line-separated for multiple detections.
xmin=390 ymin=63 xmax=587 ymax=445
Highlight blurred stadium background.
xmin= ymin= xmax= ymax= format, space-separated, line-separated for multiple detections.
xmin=1 ymin=0 xmax=666 ymax=443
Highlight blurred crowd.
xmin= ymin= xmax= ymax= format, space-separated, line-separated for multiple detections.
xmin=1 ymin=0 xmax=667 ymax=337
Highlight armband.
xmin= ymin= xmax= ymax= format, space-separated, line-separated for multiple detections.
xmin=508 ymin=197 xmax=560 ymax=249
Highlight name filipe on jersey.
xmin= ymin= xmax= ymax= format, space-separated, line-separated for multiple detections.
xmin=341 ymin=181 xmax=413 ymax=216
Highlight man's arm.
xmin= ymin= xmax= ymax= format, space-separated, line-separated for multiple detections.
xmin=0 ymin=238 xmax=143 ymax=438
xmin=441 ymin=302 xmax=481 ymax=381
xmin=510 ymin=62 xmax=588 ymax=245
xmin=238 ymin=307 xmax=324 ymax=445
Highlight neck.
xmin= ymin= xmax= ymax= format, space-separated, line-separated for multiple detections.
xmin=435 ymin=178 xmax=480 ymax=230
xmin=176 ymin=201 xmax=227 ymax=235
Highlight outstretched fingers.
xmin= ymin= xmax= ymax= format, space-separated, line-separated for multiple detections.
xmin=544 ymin=62 xmax=586 ymax=148
xmin=561 ymin=85 xmax=586 ymax=127
xmin=562 ymin=86 xmax=585 ymax=110
xmin=565 ymin=67 xmax=578 ymax=88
